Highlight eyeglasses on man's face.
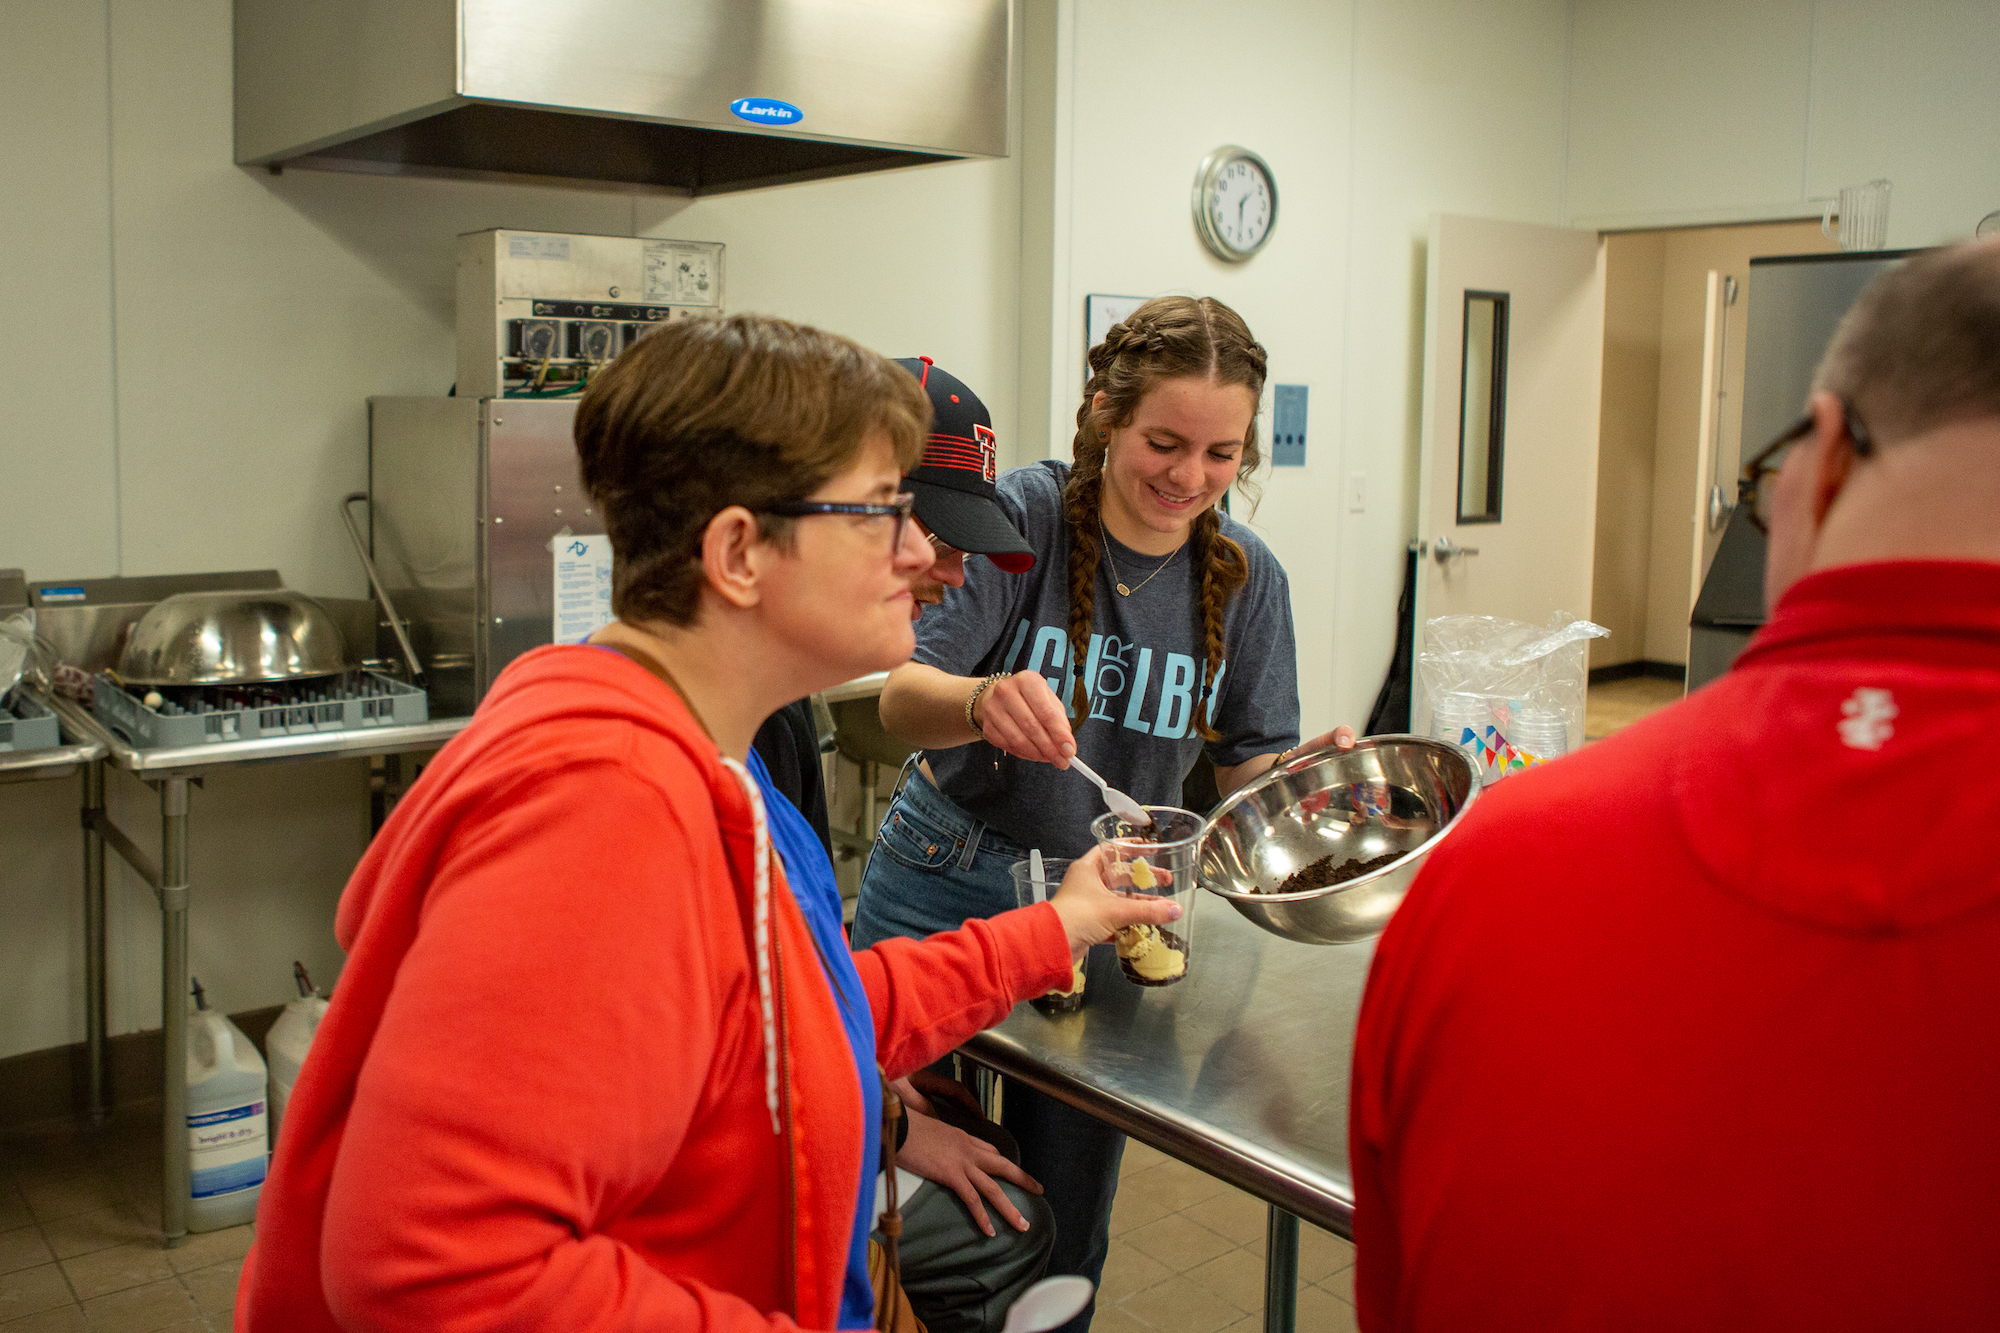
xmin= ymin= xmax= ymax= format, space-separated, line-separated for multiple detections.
xmin=1737 ymin=399 xmax=1874 ymax=535
xmin=757 ymin=493 xmax=917 ymax=553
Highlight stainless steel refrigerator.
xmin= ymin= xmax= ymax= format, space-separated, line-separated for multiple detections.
xmin=364 ymin=398 xmax=601 ymax=718
xmin=1687 ymin=250 xmax=1918 ymax=691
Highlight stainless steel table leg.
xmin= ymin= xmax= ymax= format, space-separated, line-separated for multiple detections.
xmin=1263 ymin=1206 xmax=1299 ymax=1333
xmin=83 ymin=760 xmax=108 ymax=1125
xmin=160 ymin=777 xmax=191 ymax=1247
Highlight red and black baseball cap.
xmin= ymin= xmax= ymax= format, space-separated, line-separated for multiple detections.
xmin=895 ymin=357 xmax=1036 ymax=573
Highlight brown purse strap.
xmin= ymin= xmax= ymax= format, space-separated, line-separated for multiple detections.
xmin=877 ymin=1076 xmax=908 ymax=1333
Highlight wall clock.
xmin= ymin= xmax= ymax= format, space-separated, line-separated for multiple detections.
xmin=1192 ymin=145 xmax=1277 ymax=262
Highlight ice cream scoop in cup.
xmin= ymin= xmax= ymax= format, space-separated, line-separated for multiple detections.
xmin=1090 ymin=805 xmax=1203 ymax=987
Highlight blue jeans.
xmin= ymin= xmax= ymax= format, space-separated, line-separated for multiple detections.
xmin=854 ymin=773 xmax=1125 ymax=1333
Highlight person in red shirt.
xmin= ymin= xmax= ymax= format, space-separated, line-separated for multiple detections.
xmin=1351 ymin=238 xmax=2000 ymax=1331
xmin=236 ymin=314 xmax=1180 ymax=1333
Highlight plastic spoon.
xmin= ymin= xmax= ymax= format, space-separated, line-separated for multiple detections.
xmin=1000 ymin=1276 xmax=1094 ymax=1333
xmin=1029 ymin=849 xmax=1048 ymax=903
xmin=1065 ymin=756 xmax=1152 ymax=828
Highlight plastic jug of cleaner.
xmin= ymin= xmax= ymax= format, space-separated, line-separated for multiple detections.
xmin=266 ymin=961 xmax=328 ymax=1139
xmin=186 ymin=977 xmax=268 ymax=1231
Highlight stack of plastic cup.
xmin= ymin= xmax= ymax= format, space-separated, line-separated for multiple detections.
xmin=1506 ymin=705 xmax=1569 ymax=765
xmin=1431 ymin=691 xmax=1488 ymax=766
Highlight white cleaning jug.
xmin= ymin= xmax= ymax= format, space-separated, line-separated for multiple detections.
xmin=266 ymin=962 xmax=328 ymax=1138
xmin=186 ymin=978 xmax=268 ymax=1232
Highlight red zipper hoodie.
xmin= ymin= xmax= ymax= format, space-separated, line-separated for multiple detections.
xmin=237 ymin=646 xmax=1071 ymax=1333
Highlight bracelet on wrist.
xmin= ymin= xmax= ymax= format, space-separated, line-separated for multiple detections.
xmin=964 ymin=672 xmax=1006 ymax=740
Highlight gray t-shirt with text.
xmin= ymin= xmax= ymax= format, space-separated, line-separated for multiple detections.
xmin=914 ymin=461 xmax=1300 ymax=856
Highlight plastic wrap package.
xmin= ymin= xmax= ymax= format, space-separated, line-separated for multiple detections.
xmin=1417 ymin=613 xmax=1608 ymax=782
xmin=0 ymin=610 xmax=55 ymax=705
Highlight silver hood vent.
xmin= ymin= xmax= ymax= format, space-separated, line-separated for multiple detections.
xmin=234 ymin=0 xmax=1011 ymax=195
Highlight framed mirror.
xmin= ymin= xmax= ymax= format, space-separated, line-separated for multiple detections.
xmin=1457 ymin=290 xmax=1509 ymax=523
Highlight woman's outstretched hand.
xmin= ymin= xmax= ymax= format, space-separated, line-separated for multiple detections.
xmin=972 ymin=670 xmax=1078 ymax=767
xmin=1301 ymin=725 xmax=1359 ymax=754
xmin=1046 ymin=845 xmax=1182 ymax=960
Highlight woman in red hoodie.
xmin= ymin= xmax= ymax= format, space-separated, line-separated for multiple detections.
xmin=236 ymin=315 xmax=1178 ymax=1333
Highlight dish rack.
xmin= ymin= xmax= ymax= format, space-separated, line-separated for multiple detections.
xmin=0 ymin=692 xmax=61 ymax=752
xmin=93 ymin=671 xmax=429 ymax=748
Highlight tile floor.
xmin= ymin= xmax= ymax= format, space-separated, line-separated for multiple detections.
xmin=0 ymin=1105 xmax=248 ymax=1332
xmin=1099 ymin=1140 xmax=1358 ymax=1333
xmin=0 ymin=1106 xmax=1350 ymax=1333
xmin=1583 ymin=675 xmax=1684 ymax=741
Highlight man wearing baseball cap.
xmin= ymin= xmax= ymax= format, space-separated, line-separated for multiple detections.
xmin=894 ymin=357 xmax=1036 ymax=618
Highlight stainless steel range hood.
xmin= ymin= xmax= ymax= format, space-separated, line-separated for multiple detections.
xmin=234 ymin=0 xmax=1011 ymax=195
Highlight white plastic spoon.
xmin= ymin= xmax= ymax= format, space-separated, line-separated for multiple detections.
xmin=1065 ymin=756 xmax=1152 ymax=828
xmin=1029 ymin=848 xmax=1048 ymax=903
xmin=1000 ymin=1276 xmax=1095 ymax=1333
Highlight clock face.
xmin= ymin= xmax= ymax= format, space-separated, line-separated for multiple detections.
xmin=1193 ymin=148 xmax=1277 ymax=260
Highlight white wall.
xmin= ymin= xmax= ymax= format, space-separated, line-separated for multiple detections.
xmin=1592 ymin=232 xmax=1666 ymax=668
xmin=1035 ymin=0 xmax=1573 ymax=739
xmin=1566 ymin=0 xmax=2000 ymax=243
xmin=0 ymin=0 xmax=1025 ymax=1063
xmin=1333 ymin=0 xmax=1572 ymax=726
xmin=1046 ymin=0 xmax=1355 ymax=739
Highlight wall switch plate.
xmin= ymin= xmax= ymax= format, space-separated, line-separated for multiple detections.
xmin=1347 ymin=472 xmax=1368 ymax=512
xmin=1272 ymin=384 xmax=1307 ymax=467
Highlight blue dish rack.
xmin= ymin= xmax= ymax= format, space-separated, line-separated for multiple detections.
xmin=0 ymin=692 xmax=62 ymax=752
xmin=93 ymin=671 xmax=429 ymax=748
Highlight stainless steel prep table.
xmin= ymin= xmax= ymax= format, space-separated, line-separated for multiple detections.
xmin=49 ymin=695 xmax=469 ymax=1245
xmin=2 ymin=709 xmax=108 ymax=1125
xmin=962 ymin=899 xmax=1372 ymax=1333
xmin=0 ymin=720 xmax=102 ymax=786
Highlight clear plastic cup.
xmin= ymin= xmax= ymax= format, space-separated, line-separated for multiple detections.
xmin=1089 ymin=805 xmax=1202 ymax=988
xmin=1008 ymin=857 xmax=1086 ymax=1013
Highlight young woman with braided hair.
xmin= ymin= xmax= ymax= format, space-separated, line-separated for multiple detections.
xmin=854 ymin=296 xmax=1354 ymax=1329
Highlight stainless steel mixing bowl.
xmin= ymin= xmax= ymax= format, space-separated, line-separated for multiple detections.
xmin=116 ymin=590 xmax=352 ymax=686
xmin=1198 ymin=735 xmax=1481 ymax=945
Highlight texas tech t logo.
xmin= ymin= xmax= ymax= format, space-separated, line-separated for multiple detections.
xmin=975 ymin=423 xmax=997 ymax=482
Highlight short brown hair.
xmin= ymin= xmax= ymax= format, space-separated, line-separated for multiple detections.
xmin=1813 ymin=238 xmax=2000 ymax=442
xmin=575 ymin=314 xmax=930 ymax=626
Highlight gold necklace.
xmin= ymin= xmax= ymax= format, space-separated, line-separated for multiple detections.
xmin=1100 ymin=521 xmax=1187 ymax=597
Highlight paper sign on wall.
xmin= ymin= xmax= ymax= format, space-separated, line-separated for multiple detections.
xmin=553 ymin=534 xmax=614 ymax=643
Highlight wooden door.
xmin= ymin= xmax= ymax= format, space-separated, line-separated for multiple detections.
xmin=1411 ymin=214 xmax=1606 ymax=726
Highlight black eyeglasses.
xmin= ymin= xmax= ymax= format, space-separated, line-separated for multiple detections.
xmin=757 ymin=493 xmax=916 ymax=553
xmin=1737 ymin=399 xmax=1874 ymax=535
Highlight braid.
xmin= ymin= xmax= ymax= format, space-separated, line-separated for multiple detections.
xmin=1063 ymin=471 xmax=1102 ymax=719
xmin=1190 ymin=508 xmax=1248 ymax=741
xmin=1064 ymin=348 xmax=1113 ymax=718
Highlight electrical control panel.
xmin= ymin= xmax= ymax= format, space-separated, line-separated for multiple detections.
xmin=456 ymin=229 xmax=725 ymax=400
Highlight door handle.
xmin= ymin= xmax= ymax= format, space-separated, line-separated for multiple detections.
xmin=1432 ymin=537 xmax=1481 ymax=565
